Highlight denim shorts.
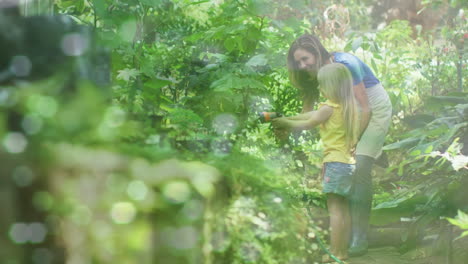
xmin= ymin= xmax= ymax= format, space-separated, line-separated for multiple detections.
xmin=322 ymin=162 xmax=355 ymax=198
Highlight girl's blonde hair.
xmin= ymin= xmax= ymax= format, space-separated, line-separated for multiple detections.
xmin=317 ymin=63 xmax=359 ymax=149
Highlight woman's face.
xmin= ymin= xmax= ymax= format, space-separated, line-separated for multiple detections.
xmin=293 ymin=48 xmax=317 ymax=73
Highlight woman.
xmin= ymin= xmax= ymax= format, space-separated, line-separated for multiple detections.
xmin=285 ymin=34 xmax=392 ymax=257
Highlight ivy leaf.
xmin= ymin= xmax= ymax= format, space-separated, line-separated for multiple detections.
xmin=117 ymin=68 xmax=140 ymax=81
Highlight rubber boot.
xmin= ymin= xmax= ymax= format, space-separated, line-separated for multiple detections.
xmin=349 ymin=155 xmax=375 ymax=257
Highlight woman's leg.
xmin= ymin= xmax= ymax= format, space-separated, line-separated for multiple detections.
xmin=328 ymin=193 xmax=350 ymax=259
xmin=349 ymin=154 xmax=375 ymax=256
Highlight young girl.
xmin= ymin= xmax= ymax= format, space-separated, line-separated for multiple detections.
xmin=272 ymin=63 xmax=359 ymax=261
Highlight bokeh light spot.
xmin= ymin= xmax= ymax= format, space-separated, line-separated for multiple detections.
xmin=111 ymin=202 xmax=136 ymax=224
xmin=127 ymin=180 xmax=148 ymax=201
xmin=0 ymin=88 xmax=18 ymax=107
xmin=273 ymin=197 xmax=282 ymax=203
xmin=181 ymin=200 xmax=204 ymax=221
xmin=33 ymin=192 xmax=53 ymax=211
xmin=12 ymin=166 xmax=35 ymax=187
xmin=61 ymin=33 xmax=89 ymax=56
xmin=29 ymin=223 xmax=47 ymax=243
xmin=162 ymin=181 xmax=191 ymax=204
xmin=9 ymin=223 xmax=29 ymax=244
xmin=3 ymin=132 xmax=28 ymax=153
xmin=70 ymin=205 xmax=92 ymax=226
xmin=27 ymin=96 xmax=58 ymax=118
xmin=22 ymin=114 xmax=44 ymax=135
xmin=104 ymin=106 xmax=126 ymax=128
xmin=9 ymin=222 xmax=47 ymax=244
xmin=10 ymin=55 xmax=32 ymax=77
xmin=212 ymin=113 xmax=238 ymax=135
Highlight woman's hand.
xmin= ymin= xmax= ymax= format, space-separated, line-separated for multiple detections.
xmin=271 ymin=117 xmax=290 ymax=129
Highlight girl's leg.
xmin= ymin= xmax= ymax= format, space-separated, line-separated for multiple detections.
xmin=349 ymin=154 xmax=375 ymax=256
xmin=343 ymin=197 xmax=351 ymax=252
xmin=327 ymin=193 xmax=350 ymax=259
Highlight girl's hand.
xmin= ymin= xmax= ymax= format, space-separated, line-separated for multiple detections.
xmin=271 ymin=117 xmax=290 ymax=129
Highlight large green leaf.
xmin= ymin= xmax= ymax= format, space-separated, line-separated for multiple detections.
xmin=92 ymin=0 xmax=107 ymax=17
xmin=425 ymin=95 xmax=468 ymax=111
xmin=383 ymin=137 xmax=422 ymax=150
xmin=401 ymin=114 xmax=435 ymax=129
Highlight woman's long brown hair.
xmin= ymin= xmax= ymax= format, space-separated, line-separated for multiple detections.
xmin=287 ymin=34 xmax=331 ymax=108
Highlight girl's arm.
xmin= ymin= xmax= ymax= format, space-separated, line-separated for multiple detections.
xmin=287 ymin=112 xmax=314 ymax=120
xmin=272 ymin=105 xmax=333 ymax=131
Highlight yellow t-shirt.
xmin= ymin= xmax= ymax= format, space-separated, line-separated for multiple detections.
xmin=318 ymin=100 xmax=357 ymax=164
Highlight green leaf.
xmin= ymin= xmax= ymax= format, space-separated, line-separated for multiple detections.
xmin=144 ymin=78 xmax=172 ymax=91
xmin=371 ymin=58 xmax=378 ymax=76
xmin=186 ymin=0 xmax=210 ymax=5
xmin=390 ymin=57 xmax=400 ymax=64
xmin=425 ymin=145 xmax=434 ymax=154
xmin=344 ymin=41 xmax=353 ymax=52
xmin=224 ymin=38 xmax=236 ymax=52
xmin=425 ymin=95 xmax=468 ymax=111
xmin=211 ymin=74 xmax=265 ymax=92
xmin=351 ymin=37 xmax=363 ymax=52
xmin=92 ymin=0 xmax=107 ymax=17
xmin=401 ymin=114 xmax=435 ymax=129
xmin=246 ymin=54 xmax=268 ymax=68
xmin=383 ymin=137 xmax=421 ymax=150
xmin=447 ymin=210 xmax=468 ymax=230
xmin=139 ymin=0 xmax=164 ymax=7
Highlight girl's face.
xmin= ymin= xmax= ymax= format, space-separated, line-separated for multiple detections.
xmin=293 ymin=48 xmax=317 ymax=74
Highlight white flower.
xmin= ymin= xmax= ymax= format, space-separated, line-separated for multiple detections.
xmin=450 ymin=155 xmax=468 ymax=171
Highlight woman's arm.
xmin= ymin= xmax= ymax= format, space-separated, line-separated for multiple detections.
xmin=272 ymin=105 xmax=333 ymax=131
xmin=353 ymin=82 xmax=371 ymax=135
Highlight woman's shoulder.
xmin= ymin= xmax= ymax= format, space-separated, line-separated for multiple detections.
xmin=333 ymin=52 xmax=359 ymax=63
